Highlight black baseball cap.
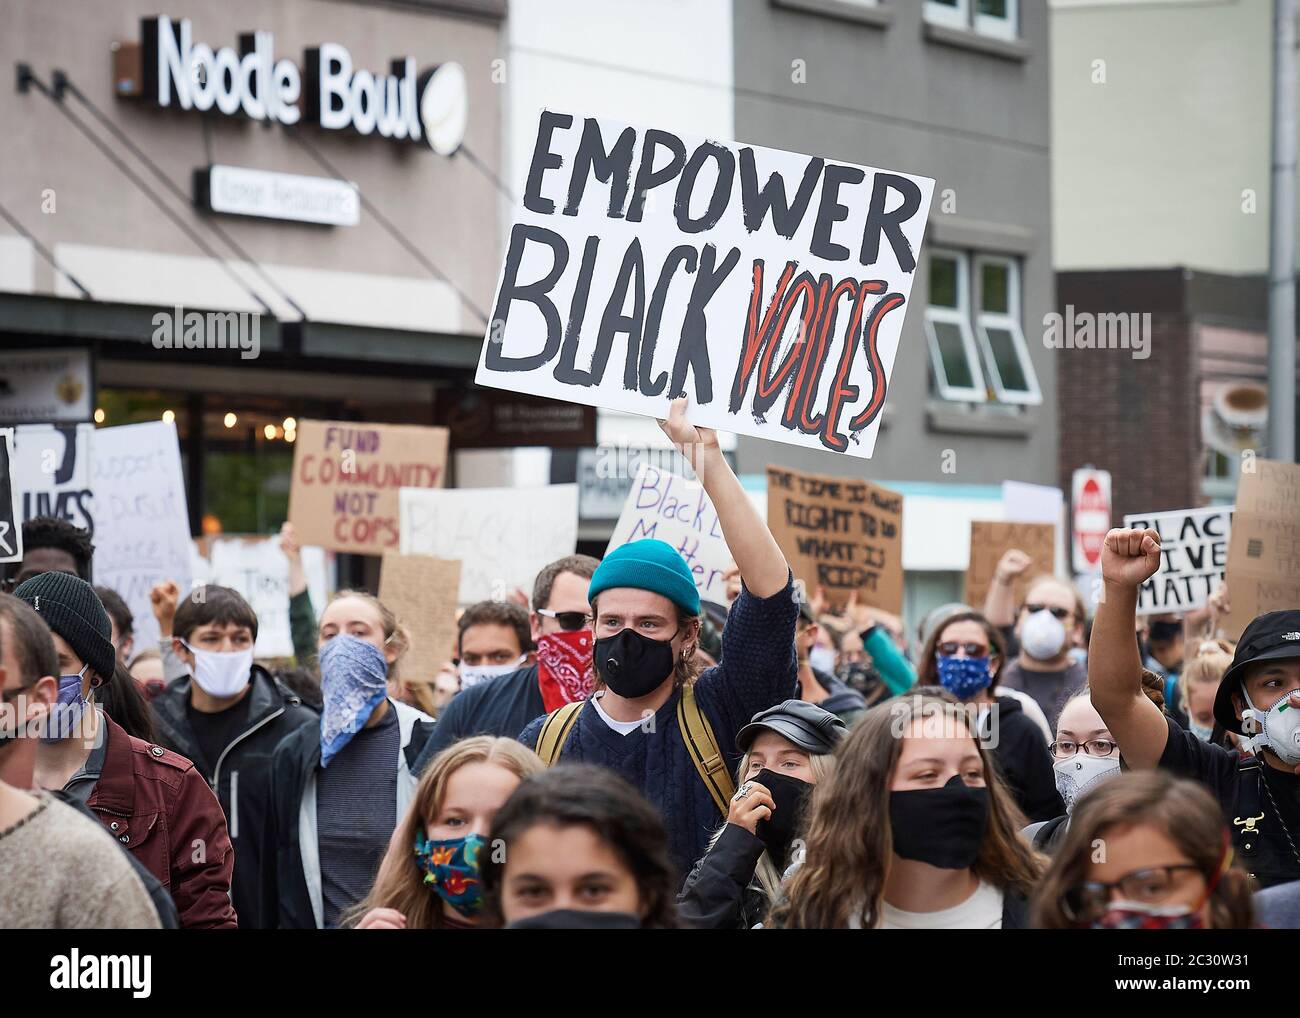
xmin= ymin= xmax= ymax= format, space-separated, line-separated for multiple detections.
xmin=1213 ymin=610 xmax=1300 ymax=734
xmin=736 ymin=699 xmax=847 ymax=755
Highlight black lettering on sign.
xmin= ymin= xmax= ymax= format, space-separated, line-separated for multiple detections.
xmin=738 ymin=150 xmax=824 ymax=239
xmin=860 ymin=173 xmax=922 ymax=273
xmin=626 ymin=130 xmax=687 ymax=223
xmin=523 ymin=111 xmax=573 ymax=215
xmin=563 ymin=119 xmax=636 ymax=218
xmin=485 ymin=224 xmax=570 ymax=371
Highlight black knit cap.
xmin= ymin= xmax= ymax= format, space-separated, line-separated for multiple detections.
xmin=13 ymin=571 xmax=117 ymax=681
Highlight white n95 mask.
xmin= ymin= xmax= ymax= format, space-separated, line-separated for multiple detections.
xmin=1021 ymin=610 xmax=1067 ymax=661
xmin=1240 ymin=688 xmax=1300 ymax=768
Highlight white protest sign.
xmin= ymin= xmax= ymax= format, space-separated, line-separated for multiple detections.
xmin=206 ymin=537 xmax=332 ymax=659
xmin=399 ymin=484 xmax=579 ymax=603
xmin=1123 ymin=505 xmax=1233 ymax=615
xmin=477 ymin=110 xmax=935 ymax=459
xmin=606 ymin=464 xmax=732 ymax=604
xmin=90 ymin=421 xmax=192 ymax=652
xmin=9 ymin=424 xmax=93 ymax=531
xmin=0 ymin=430 xmax=22 ymax=564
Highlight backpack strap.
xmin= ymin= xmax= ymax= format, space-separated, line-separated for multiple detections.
xmin=677 ymin=684 xmax=735 ymax=818
xmin=535 ymin=700 xmax=585 ymax=765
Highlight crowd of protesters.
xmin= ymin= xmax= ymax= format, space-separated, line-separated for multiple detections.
xmin=2 ymin=402 xmax=1298 ymax=930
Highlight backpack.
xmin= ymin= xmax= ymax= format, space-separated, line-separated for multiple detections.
xmin=534 ymin=684 xmax=736 ymax=816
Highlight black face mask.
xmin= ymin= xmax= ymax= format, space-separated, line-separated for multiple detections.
xmin=752 ymin=767 xmax=813 ymax=864
xmin=594 ymin=628 xmax=675 ymax=700
xmin=889 ymin=774 xmax=989 ymax=870
xmin=506 ymin=908 xmax=642 ymax=930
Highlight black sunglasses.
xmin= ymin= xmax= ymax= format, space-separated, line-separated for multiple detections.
xmin=536 ymin=608 xmax=591 ymax=632
xmin=1024 ymin=603 xmax=1071 ymax=620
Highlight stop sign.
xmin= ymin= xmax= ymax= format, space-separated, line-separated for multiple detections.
xmin=1072 ymin=469 xmax=1111 ymax=573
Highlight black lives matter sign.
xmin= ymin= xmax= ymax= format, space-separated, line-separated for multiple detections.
xmin=476 ymin=111 xmax=934 ymax=458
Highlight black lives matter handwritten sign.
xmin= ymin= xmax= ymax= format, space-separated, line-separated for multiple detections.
xmin=477 ymin=111 xmax=934 ymax=459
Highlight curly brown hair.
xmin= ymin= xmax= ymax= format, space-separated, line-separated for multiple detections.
xmin=1031 ymin=770 xmax=1253 ymax=929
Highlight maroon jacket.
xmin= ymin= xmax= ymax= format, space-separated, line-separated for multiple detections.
xmin=87 ymin=714 xmax=238 ymax=929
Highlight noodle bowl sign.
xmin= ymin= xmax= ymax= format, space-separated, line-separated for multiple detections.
xmin=134 ymin=15 xmax=468 ymax=155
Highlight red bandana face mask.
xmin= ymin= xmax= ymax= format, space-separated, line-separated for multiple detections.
xmin=536 ymin=629 xmax=595 ymax=713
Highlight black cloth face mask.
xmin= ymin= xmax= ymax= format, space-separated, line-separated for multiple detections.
xmin=506 ymin=908 xmax=642 ymax=930
xmin=751 ymin=767 xmax=813 ymax=865
xmin=594 ymin=628 xmax=676 ymax=699
xmin=888 ymin=774 xmax=989 ymax=869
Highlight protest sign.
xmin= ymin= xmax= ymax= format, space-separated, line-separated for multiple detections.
xmin=288 ymin=419 xmax=448 ymax=555
xmin=205 ymin=537 xmax=333 ymax=658
xmin=379 ymin=552 xmax=462 ymax=681
xmin=606 ymin=463 xmax=732 ymax=604
xmin=1122 ymin=506 xmax=1232 ymax=615
xmin=0 ymin=430 xmax=22 ymax=564
xmin=399 ymin=484 xmax=579 ymax=603
xmin=766 ymin=465 xmax=903 ymax=612
xmin=1222 ymin=460 xmax=1300 ymax=639
xmin=10 ymin=424 xmax=93 ymax=532
xmin=964 ymin=521 xmax=1056 ymax=611
xmin=89 ymin=421 xmax=192 ymax=652
xmin=477 ymin=110 xmax=935 ymax=459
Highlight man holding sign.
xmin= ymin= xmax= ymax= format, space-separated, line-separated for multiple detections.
xmin=520 ymin=399 xmax=797 ymax=875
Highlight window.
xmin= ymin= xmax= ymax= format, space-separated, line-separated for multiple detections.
xmin=925 ymin=251 xmax=1041 ymax=406
xmin=974 ymin=256 xmax=1040 ymax=404
xmin=925 ymin=0 xmax=1018 ymax=39
xmin=925 ymin=250 xmax=986 ymax=402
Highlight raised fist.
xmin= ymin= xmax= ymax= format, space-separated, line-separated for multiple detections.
xmin=1100 ymin=528 xmax=1161 ymax=589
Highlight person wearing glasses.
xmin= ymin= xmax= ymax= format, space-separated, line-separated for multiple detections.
xmin=1032 ymin=770 xmax=1252 ymax=929
xmin=413 ymin=555 xmax=600 ymax=771
xmin=916 ymin=610 xmax=1063 ymax=822
xmin=982 ymin=549 xmax=1088 ymax=728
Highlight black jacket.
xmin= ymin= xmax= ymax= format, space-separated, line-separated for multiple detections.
xmin=980 ymin=695 xmax=1065 ymax=823
xmin=414 ymin=664 xmax=543 ymax=774
xmin=678 ymin=823 xmax=771 ymax=929
xmin=51 ymin=790 xmax=181 ymax=929
xmin=150 ymin=665 xmax=318 ymax=929
xmin=260 ymin=700 xmax=437 ymax=928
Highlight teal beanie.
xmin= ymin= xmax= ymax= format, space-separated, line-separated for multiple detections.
xmin=589 ymin=539 xmax=702 ymax=615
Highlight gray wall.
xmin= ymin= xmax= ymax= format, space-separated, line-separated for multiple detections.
xmin=731 ymin=0 xmax=1055 ymax=488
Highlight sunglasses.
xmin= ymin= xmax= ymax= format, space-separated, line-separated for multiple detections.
xmin=536 ymin=608 xmax=591 ymax=632
xmin=1024 ymin=604 xmax=1071 ymax=620
xmin=937 ymin=641 xmax=989 ymax=657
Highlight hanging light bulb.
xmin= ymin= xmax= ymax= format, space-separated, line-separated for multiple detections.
xmin=263 ymin=424 xmax=277 ymax=440
xmin=224 ymin=412 xmax=237 ymax=428
xmin=162 ymin=410 xmax=176 ymax=424
xmin=283 ymin=416 xmax=298 ymax=431
xmin=93 ymin=408 xmax=106 ymax=424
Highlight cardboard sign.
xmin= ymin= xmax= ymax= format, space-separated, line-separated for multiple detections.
xmin=89 ymin=421 xmax=192 ymax=653
xmin=606 ymin=463 xmax=732 ymax=605
xmin=1123 ymin=506 xmax=1232 ymax=615
xmin=288 ymin=419 xmax=448 ymax=556
xmin=379 ymin=552 xmax=462 ymax=682
xmin=0 ymin=430 xmax=22 ymax=564
xmin=204 ymin=537 xmax=333 ymax=659
xmin=964 ymin=521 xmax=1056 ymax=611
xmin=399 ymin=484 xmax=579 ymax=603
xmin=477 ymin=110 xmax=935 ymax=459
xmin=1222 ymin=459 xmax=1300 ymax=639
xmin=766 ymin=465 xmax=903 ymax=612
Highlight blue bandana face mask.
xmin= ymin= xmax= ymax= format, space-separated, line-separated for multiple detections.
xmin=414 ymin=832 xmax=486 ymax=919
xmin=43 ymin=665 xmax=90 ymax=743
xmin=936 ymin=655 xmax=993 ymax=701
xmin=318 ymin=634 xmax=389 ymax=767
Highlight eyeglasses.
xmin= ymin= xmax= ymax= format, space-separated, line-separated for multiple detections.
xmin=1061 ymin=865 xmax=1203 ymax=922
xmin=536 ymin=608 xmax=591 ymax=632
xmin=937 ymin=641 xmax=989 ymax=657
xmin=1050 ymin=738 xmax=1119 ymax=759
xmin=1024 ymin=604 xmax=1071 ymax=620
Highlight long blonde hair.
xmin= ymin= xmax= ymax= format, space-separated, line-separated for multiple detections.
xmin=1177 ymin=638 xmax=1235 ymax=716
xmin=343 ymin=736 xmax=543 ymax=929
xmin=770 ymin=694 xmax=1045 ymax=929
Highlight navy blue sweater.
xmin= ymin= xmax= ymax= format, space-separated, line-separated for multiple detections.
xmin=520 ymin=576 xmax=799 ymax=877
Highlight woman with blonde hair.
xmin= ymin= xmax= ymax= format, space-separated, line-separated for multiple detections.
xmin=1178 ymin=639 xmax=1236 ymax=744
xmin=771 ymin=693 xmax=1045 ymax=929
xmin=351 ymin=736 xmax=543 ymax=929
xmin=678 ymin=700 xmax=845 ymax=928
xmin=1032 ymin=770 xmax=1252 ymax=929
xmin=261 ymin=590 xmax=438 ymax=928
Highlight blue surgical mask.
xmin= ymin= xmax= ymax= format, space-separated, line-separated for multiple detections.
xmin=43 ymin=665 xmax=90 ymax=743
xmin=936 ymin=654 xmax=992 ymax=700
xmin=318 ymin=634 xmax=389 ymax=767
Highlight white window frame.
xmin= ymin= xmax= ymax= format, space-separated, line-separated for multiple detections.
xmin=923 ymin=0 xmax=970 ymax=31
xmin=925 ymin=249 xmax=987 ymax=403
xmin=973 ymin=255 xmax=1041 ymax=406
xmin=974 ymin=0 xmax=1018 ymax=40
